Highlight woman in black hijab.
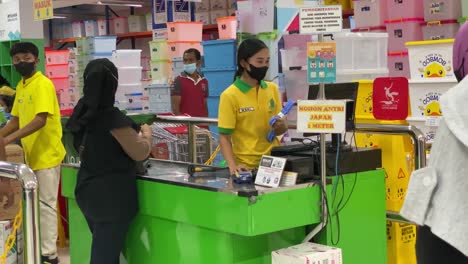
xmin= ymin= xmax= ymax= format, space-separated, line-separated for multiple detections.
xmin=67 ymin=59 xmax=152 ymax=264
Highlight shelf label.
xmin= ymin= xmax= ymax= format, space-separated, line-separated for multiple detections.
xmin=33 ymin=0 xmax=53 ymax=21
xmin=296 ymin=100 xmax=346 ymax=134
xmin=307 ymin=42 xmax=336 ymax=83
xmin=299 ymin=5 xmax=342 ymax=34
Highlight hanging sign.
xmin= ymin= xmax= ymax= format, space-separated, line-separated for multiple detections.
xmin=372 ymin=77 xmax=409 ymax=120
xmin=307 ymin=42 xmax=336 ymax=83
xmin=296 ymin=100 xmax=347 ymax=133
xmin=33 ymin=0 xmax=53 ymax=21
xmin=299 ymin=5 xmax=342 ymax=34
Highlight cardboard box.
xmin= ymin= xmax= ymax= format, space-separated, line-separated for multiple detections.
xmin=0 ymin=221 xmax=18 ymax=264
xmin=272 ymin=243 xmax=342 ymax=264
xmin=0 ymin=144 xmax=23 ymax=221
xmin=210 ymin=0 xmax=228 ymax=10
xmin=195 ymin=12 xmax=211 ymax=25
xmin=153 ymin=0 xmax=194 ymax=29
xmin=128 ymin=15 xmax=147 ymax=33
xmin=210 ymin=9 xmax=228 ymax=25
xmin=194 ymin=0 xmax=210 ymax=12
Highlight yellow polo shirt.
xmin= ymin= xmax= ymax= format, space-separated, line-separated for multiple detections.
xmin=218 ymin=78 xmax=282 ymax=169
xmin=11 ymin=72 xmax=65 ymax=170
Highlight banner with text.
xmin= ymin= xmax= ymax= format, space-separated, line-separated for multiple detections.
xmin=297 ymin=100 xmax=346 ymax=133
xmin=34 ymin=0 xmax=53 ymax=21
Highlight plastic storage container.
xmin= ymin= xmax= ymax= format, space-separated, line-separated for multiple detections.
xmin=202 ymin=39 xmax=236 ymax=68
xmin=51 ymin=77 xmax=70 ymax=92
xmin=150 ymin=60 xmax=172 ymax=83
xmin=280 ymin=48 xmax=308 ymax=70
xmin=75 ymin=38 xmax=91 ymax=55
xmin=46 ymin=65 xmax=70 ymax=79
xmin=210 ymin=0 xmax=228 ymax=10
xmin=84 ymin=20 xmax=98 ymax=37
xmin=388 ymin=52 xmax=410 ymax=78
xmin=424 ymin=0 xmax=462 ymax=22
xmin=217 ymin=16 xmax=237 ymax=40
xmin=167 ymin=42 xmax=203 ymax=59
xmin=145 ymin=84 xmax=172 ymax=113
xmin=353 ymin=0 xmax=388 ymax=28
xmin=72 ymin=21 xmax=85 ymax=38
xmin=386 ymin=0 xmax=424 ymax=20
xmin=45 ymin=50 xmax=70 ymax=66
xmin=335 ymin=69 xmax=389 ymax=82
xmin=195 ymin=12 xmax=211 ymax=25
xmin=406 ymin=39 xmax=456 ymax=81
xmin=351 ymin=25 xmax=387 ymax=32
xmin=385 ymin=18 xmax=424 ymax=52
xmin=149 ymin=40 xmax=170 ymax=61
xmin=282 ymin=34 xmax=314 ymax=50
xmin=112 ymin=17 xmax=129 ymax=34
xmin=421 ymin=20 xmax=460 ymax=40
xmin=88 ymin=53 xmax=113 ymax=62
xmin=283 ymin=70 xmax=309 ymax=101
xmin=202 ymin=67 xmax=237 ymax=96
xmin=128 ymin=15 xmax=147 ymax=32
xmin=89 ymin=36 xmax=117 ymax=54
xmin=172 ymin=58 xmax=184 ymax=76
xmin=237 ymin=0 xmax=274 ymax=34
xmin=324 ymin=0 xmax=351 ymax=10
xmin=167 ymin=22 xmax=203 ymax=42
xmin=406 ymin=117 xmax=438 ymax=144
xmin=118 ymin=67 xmax=143 ymax=84
xmin=408 ymin=80 xmax=455 ymax=117
xmin=335 ymin=32 xmax=388 ymax=71
xmin=112 ymin=50 xmax=142 ymax=67
xmin=97 ymin=19 xmax=108 ymax=36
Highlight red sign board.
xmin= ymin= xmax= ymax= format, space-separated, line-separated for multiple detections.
xmin=373 ymin=77 xmax=409 ymax=120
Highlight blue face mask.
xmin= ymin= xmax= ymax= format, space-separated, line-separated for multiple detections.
xmin=183 ymin=63 xmax=198 ymax=75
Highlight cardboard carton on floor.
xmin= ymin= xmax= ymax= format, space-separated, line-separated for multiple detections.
xmin=0 ymin=144 xmax=24 ymax=221
xmin=272 ymin=242 xmax=342 ymax=264
xmin=0 ymin=220 xmax=18 ymax=264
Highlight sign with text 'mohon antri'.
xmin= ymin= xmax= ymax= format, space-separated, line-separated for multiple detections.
xmin=296 ymin=100 xmax=347 ymax=134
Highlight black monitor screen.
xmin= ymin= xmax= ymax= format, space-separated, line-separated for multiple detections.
xmin=308 ymin=82 xmax=358 ymax=131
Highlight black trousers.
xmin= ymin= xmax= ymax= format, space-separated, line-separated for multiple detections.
xmin=416 ymin=226 xmax=468 ymax=264
xmin=85 ymin=217 xmax=132 ymax=264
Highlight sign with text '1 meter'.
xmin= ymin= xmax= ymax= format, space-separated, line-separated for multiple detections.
xmin=299 ymin=5 xmax=342 ymax=34
xmin=296 ymin=100 xmax=346 ymax=134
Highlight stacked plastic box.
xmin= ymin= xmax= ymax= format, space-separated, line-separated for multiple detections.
xmin=45 ymin=50 xmax=74 ymax=110
xmin=202 ymin=39 xmax=236 ymax=118
xmin=384 ymin=0 xmax=424 ymax=78
xmin=194 ymin=0 xmax=235 ymax=26
xmin=352 ymin=0 xmax=388 ymax=30
xmin=112 ymin=50 xmax=146 ymax=112
xmin=422 ymin=0 xmax=461 ymax=41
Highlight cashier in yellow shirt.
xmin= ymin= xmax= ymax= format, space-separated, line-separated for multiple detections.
xmin=218 ymin=39 xmax=287 ymax=175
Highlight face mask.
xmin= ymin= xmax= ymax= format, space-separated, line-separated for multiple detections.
xmin=14 ymin=62 xmax=36 ymax=77
xmin=247 ymin=64 xmax=268 ymax=82
xmin=184 ymin=63 xmax=198 ymax=75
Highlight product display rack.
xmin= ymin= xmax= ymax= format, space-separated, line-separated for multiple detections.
xmin=0 ymin=39 xmax=45 ymax=87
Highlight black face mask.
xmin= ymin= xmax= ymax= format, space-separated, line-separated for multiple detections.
xmin=246 ymin=64 xmax=269 ymax=82
xmin=14 ymin=62 xmax=36 ymax=77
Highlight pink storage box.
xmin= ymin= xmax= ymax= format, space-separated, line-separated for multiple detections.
xmin=424 ymin=0 xmax=462 ymax=21
xmin=72 ymin=21 xmax=85 ymax=38
xmin=217 ymin=16 xmax=237 ymax=40
xmin=282 ymin=34 xmax=313 ymax=49
xmin=112 ymin=17 xmax=129 ymax=34
xmin=353 ymin=0 xmax=388 ymax=28
xmin=167 ymin=22 xmax=203 ymax=42
xmin=97 ymin=19 xmax=108 ymax=36
xmin=46 ymin=65 xmax=70 ymax=79
xmin=351 ymin=25 xmax=387 ymax=32
xmin=45 ymin=50 xmax=70 ymax=66
xmin=422 ymin=20 xmax=460 ymax=40
xmin=388 ymin=52 xmax=410 ymax=78
xmin=385 ymin=18 xmax=424 ymax=52
xmin=51 ymin=77 xmax=70 ymax=92
xmin=387 ymin=0 xmax=424 ymax=20
xmin=167 ymin=42 xmax=203 ymax=59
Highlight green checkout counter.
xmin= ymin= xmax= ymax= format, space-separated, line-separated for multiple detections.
xmin=60 ymin=115 xmax=387 ymax=264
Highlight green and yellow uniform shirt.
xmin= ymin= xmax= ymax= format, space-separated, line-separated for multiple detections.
xmin=218 ymin=78 xmax=282 ymax=169
xmin=11 ymin=72 xmax=66 ymax=170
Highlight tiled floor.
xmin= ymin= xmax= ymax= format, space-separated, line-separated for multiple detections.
xmin=58 ymin=247 xmax=70 ymax=264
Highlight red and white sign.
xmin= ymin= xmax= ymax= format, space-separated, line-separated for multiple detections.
xmin=373 ymin=77 xmax=409 ymax=120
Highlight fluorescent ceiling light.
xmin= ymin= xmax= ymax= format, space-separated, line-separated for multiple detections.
xmin=96 ymin=1 xmax=144 ymax=7
xmin=52 ymin=15 xmax=67 ymax=19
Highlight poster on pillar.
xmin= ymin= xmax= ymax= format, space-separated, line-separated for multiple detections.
xmin=33 ymin=0 xmax=53 ymax=21
xmin=0 ymin=0 xmax=20 ymax=41
xmin=307 ymin=42 xmax=336 ymax=83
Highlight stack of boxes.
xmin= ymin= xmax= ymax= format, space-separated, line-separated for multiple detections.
xmin=202 ymin=39 xmax=236 ymax=119
xmin=113 ymin=50 xmax=145 ymax=112
xmin=45 ymin=50 xmax=74 ymax=110
xmin=421 ymin=0 xmax=461 ymax=41
xmin=146 ymin=39 xmax=172 ymax=113
xmin=384 ymin=0 xmax=424 ymax=78
xmin=194 ymin=0 xmax=236 ymax=26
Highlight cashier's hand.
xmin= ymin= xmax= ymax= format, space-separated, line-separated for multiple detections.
xmin=140 ymin=124 xmax=152 ymax=139
xmin=229 ymin=164 xmax=249 ymax=176
xmin=273 ymin=117 xmax=288 ymax=136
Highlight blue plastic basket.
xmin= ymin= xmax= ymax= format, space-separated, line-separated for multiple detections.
xmin=202 ymin=67 xmax=236 ymax=97
xmin=207 ymin=96 xmax=220 ymax=118
xmin=202 ymin=39 xmax=237 ymax=68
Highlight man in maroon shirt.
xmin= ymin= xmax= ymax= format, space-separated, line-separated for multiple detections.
xmin=171 ymin=49 xmax=209 ymax=117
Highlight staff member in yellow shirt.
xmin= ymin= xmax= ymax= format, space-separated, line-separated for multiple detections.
xmin=218 ymin=39 xmax=287 ymax=175
xmin=0 ymin=42 xmax=65 ymax=264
